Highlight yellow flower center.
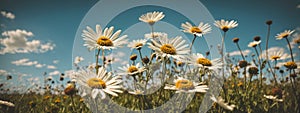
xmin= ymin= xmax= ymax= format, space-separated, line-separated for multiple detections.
xmin=160 ymin=44 xmax=176 ymax=55
xmin=135 ymin=43 xmax=143 ymax=48
xmin=128 ymin=66 xmax=138 ymax=73
xmin=221 ymin=26 xmax=229 ymax=32
xmin=175 ymin=79 xmax=194 ymax=90
xmin=281 ymin=34 xmax=289 ymax=38
xmin=148 ymin=20 xmax=155 ymax=25
xmin=284 ymin=61 xmax=297 ymax=69
xmin=87 ymin=78 xmax=106 ymax=89
xmin=197 ymin=58 xmax=212 ymax=66
xmin=97 ymin=36 xmax=113 ymax=46
xmin=271 ymin=55 xmax=280 ymax=60
xmin=190 ymin=27 xmax=202 ymax=33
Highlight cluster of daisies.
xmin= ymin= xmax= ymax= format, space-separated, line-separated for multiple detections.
xmin=71 ymin=11 xmax=298 ymax=111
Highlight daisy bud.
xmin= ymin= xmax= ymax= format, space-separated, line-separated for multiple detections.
xmin=248 ymin=66 xmax=259 ymax=75
xmin=142 ymin=56 xmax=150 ymax=64
xmin=253 ymin=36 xmax=261 ymax=41
xmin=64 ymin=83 xmax=76 ymax=95
xmin=266 ymin=20 xmax=273 ymax=25
xmin=284 ymin=61 xmax=297 ymax=69
xmin=238 ymin=60 xmax=248 ymax=68
xmin=130 ymin=54 xmax=138 ymax=61
xmin=232 ymin=37 xmax=239 ymax=43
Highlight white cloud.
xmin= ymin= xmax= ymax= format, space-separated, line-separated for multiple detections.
xmin=228 ymin=49 xmax=251 ymax=56
xmin=0 ymin=29 xmax=55 ymax=54
xmin=11 ymin=58 xmax=38 ymax=66
xmin=1 ymin=11 xmax=15 ymax=19
xmin=35 ymin=64 xmax=45 ymax=68
xmin=53 ymin=60 xmax=59 ymax=64
xmin=47 ymin=65 xmax=56 ymax=69
xmin=0 ymin=69 xmax=9 ymax=76
xmin=297 ymin=4 xmax=300 ymax=8
xmin=49 ymin=70 xmax=60 ymax=76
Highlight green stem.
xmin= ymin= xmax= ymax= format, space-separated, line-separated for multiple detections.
xmin=265 ymin=24 xmax=277 ymax=85
xmin=236 ymin=43 xmax=245 ymax=60
xmin=285 ymin=38 xmax=294 ymax=62
xmin=95 ymin=49 xmax=101 ymax=74
xmin=189 ymin=34 xmax=197 ymax=53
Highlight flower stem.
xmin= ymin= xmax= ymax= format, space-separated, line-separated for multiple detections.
xmin=95 ymin=49 xmax=101 ymax=74
xmin=102 ymin=49 xmax=105 ymax=68
xmin=285 ymin=38 xmax=294 ymax=62
xmin=189 ymin=34 xmax=197 ymax=53
xmin=265 ymin=24 xmax=278 ymax=85
xmin=235 ymin=43 xmax=245 ymax=60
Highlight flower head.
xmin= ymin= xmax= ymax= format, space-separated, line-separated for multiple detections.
xmin=144 ymin=32 xmax=168 ymax=40
xmin=118 ymin=63 xmax=145 ymax=76
xmin=276 ymin=30 xmax=295 ymax=40
xmin=188 ymin=53 xmax=222 ymax=71
xmin=181 ymin=22 xmax=211 ymax=37
xmin=82 ymin=24 xmax=128 ymax=51
xmin=214 ymin=19 xmax=238 ymax=32
xmin=128 ymin=39 xmax=147 ymax=50
xmin=210 ymin=95 xmax=235 ymax=111
xmin=164 ymin=77 xmax=208 ymax=93
xmin=139 ymin=11 xmax=165 ymax=25
xmin=75 ymin=67 xmax=123 ymax=99
xmin=248 ymin=41 xmax=261 ymax=47
xmin=148 ymin=35 xmax=190 ymax=60
xmin=74 ymin=56 xmax=84 ymax=65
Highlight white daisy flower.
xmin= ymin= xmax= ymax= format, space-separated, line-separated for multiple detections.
xmin=164 ymin=77 xmax=208 ymax=93
xmin=127 ymin=39 xmax=148 ymax=50
xmin=74 ymin=56 xmax=84 ymax=64
xmin=139 ymin=11 xmax=165 ymax=25
xmin=248 ymin=40 xmax=261 ymax=47
xmin=148 ymin=35 xmax=190 ymax=60
xmin=263 ymin=95 xmax=283 ymax=102
xmin=75 ymin=67 xmax=123 ymax=99
xmin=260 ymin=47 xmax=289 ymax=61
xmin=181 ymin=22 xmax=211 ymax=37
xmin=214 ymin=19 xmax=238 ymax=32
xmin=188 ymin=53 xmax=222 ymax=71
xmin=210 ymin=95 xmax=236 ymax=111
xmin=81 ymin=24 xmax=128 ymax=51
xmin=276 ymin=30 xmax=295 ymax=40
xmin=128 ymin=89 xmax=144 ymax=95
xmin=144 ymin=32 xmax=168 ymax=40
xmin=0 ymin=100 xmax=15 ymax=107
xmin=118 ymin=63 xmax=145 ymax=76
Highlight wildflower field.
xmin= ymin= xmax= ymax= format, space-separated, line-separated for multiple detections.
xmin=1 ymin=1 xmax=300 ymax=113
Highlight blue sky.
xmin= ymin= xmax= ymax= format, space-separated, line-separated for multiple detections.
xmin=0 ymin=0 xmax=299 ymax=92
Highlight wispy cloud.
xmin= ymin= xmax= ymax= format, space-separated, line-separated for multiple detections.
xmin=53 ymin=60 xmax=59 ymax=64
xmin=297 ymin=4 xmax=300 ymax=8
xmin=0 ymin=29 xmax=55 ymax=54
xmin=1 ymin=11 xmax=15 ymax=19
xmin=49 ymin=70 xmax=60 ymax=76
xmin=228 ymin=49 xmax=251 ymax=56
xmin=47 ymin=65 xmax=56 ymax=69
xmin=11 ymin=58 xmax=38 ymax=66
xmin=0 ymin=69 xmax=9 ymax=76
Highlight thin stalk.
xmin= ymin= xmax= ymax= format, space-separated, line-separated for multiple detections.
xmin=138 ymin=49 xmax=144 ymax=66
xmin=285 ymin=38 xmax=294 ymax=62
xmin=221 ymin=31 xmax=228 ymax=102
xmin=102 ymin=49 xmax=105 ymax=68
xmin=189 ymin=34 xmax=197 ymax=53
xmin=95 ymin=49 xmax=101 ymax=74
xmin=265 ymin=24 xmax=277 ymax=85
xmin=254 ymin=47 xmax=264 ymax=87
xmin=70 ymin=95 xmax=76 ymax=112
xmin=236 ymin=43 xmax=246 ymax=60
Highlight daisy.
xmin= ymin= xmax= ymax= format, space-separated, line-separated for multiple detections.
xmin=210 ymin=95 xmax=236 ymax=111
xmin=260 ymin=47 xmax=289 ymax=61
xmin=81 ymin=24 xmax=128 ymax=51
xmin=263 ymin=95 xmax=283 ymax=102
xmin=0 ymin=100 xmax=15 ymax=107
xmin=214 ymin=19 xmax=238 ymax=32
xmin=148 ymin=35 xmax=190 ymax=60
xmin=128 ymin=89 xmax=144 ymax=95
xmin=118 ymin=63 xmax=145 ymax=76
xmin=248 ymin=41 xmax=261 ymax=48
xmin=188 ymin=53 xmax=222 ymax=71
xmin=181 ymin=22 xmax=211 ymax=37
xmin=74 ymin=56 xmax=84 ymax=64
xmin=75 ymin=67 xmax=123 ymax=99
xmin=144 ymin=32 xmax=168 ymax=40
xmin=164 ymin=77 xmax=208 ymax=93
xmin=127 ymin=39 xmax=147 ymax=50
xmin=276 ymin=30 xmax=295 ymax=40
xmin=139 ymin=11 xmax=165 ymax=25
